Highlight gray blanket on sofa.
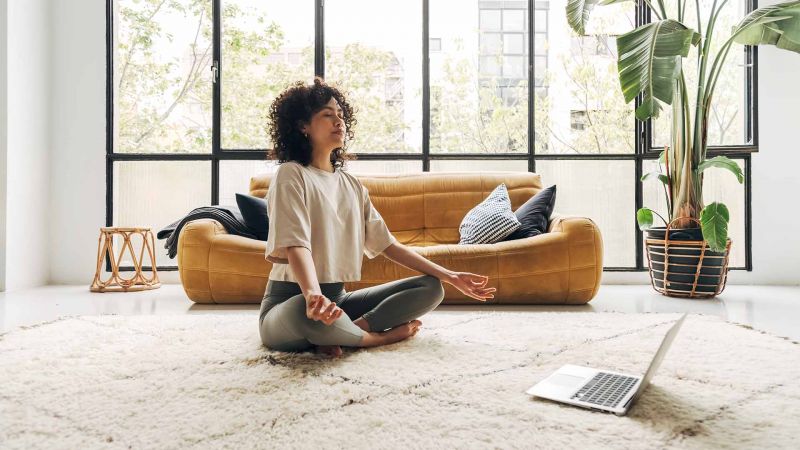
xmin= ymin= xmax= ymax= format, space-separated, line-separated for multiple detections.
xmin=156 ymin=206 xmax=256 ymax=259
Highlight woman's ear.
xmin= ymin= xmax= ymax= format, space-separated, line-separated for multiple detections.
xmin=297 ymin=121 xmax=309 ymax=138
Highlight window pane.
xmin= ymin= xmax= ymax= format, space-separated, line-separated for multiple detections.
xmin=345 ymin=160 xmax=422 ymax=175
xmin=114 ymin=0 xmax=212 ymax=154
xmin=534 ymin=8 xmax=547 ymax=32
xmin=503 ymin=9 xmax=525 ymax=31
xmin=480 ymin=9 xmax=501 ymax=31
xmin=219 ymin=160 xmax=279 ymax=206
xmin=113 ymin=161 xmax=210 ymax=267
xmin=481 ymin=33 xmax=503 ymax=54
xmin=479 ymin=56 xmax=502 ymax=77
xmin=430 ymin=160 xmax=528 ymax=172
xmin=652 ymin=0 xmax=749 ymax=148
xmin=504 ymin=34 xmax=524 ymax=54
xmin=642 ymin=159 xmax=746 ymax=268
xmin=326 ymin=0 xmax=422 ymax=153
xmin=431 ymin=0 xmax=528 ymax=154
xmin=221 ymin=0 xmax=314 ymax=149
xmin=535 ymin=1 xmax=635 ymax=154
xmin=503 ymin=55 xmax=525 ymax=78
xmin=536 ymin=160 xmax=636 ymax=267
xmin=534 ymin=33 xmax=546 ymax=54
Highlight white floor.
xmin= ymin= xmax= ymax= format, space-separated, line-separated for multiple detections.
xmin=1 ymin=284 xmax=798 ymax=341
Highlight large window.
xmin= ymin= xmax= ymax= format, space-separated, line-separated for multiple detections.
xmin=108 ymin=0 xmax=756 ymax=272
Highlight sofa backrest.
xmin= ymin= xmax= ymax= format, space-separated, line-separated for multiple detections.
xmin=249 ymin=170 xmax=543 ymax=246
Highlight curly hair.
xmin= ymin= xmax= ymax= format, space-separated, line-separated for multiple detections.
xmin=267 ymin=77 xmax=357 ymax=170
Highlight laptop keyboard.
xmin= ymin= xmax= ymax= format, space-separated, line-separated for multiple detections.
xmin=571 ymin=372 xmax=638 ymax=408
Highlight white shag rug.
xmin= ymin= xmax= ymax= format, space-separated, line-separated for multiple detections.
xmin=1 ymin=312 xmax=799 ymax=450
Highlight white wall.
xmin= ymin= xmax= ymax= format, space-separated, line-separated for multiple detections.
xmin=49 ymin=0 xmax=107 ymax=286
xmin=0 ymin=0 xmax=51 ymax=292
xmin=41 ymin=0 xmax=800 ymax=286
xmin=734 ymin=39 xmax=800 ymax=285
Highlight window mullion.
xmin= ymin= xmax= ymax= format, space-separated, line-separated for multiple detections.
xmin=315 ymin=0 xmax=324 ymax=78
xmin=634 ymin=1 xmax=650 ymax=270
xmin=528 ymin=0 xmax=535 ymax=173
xmin=212 ymin=0 xmax=221 ymax=206
xmin=423 ymin=0 xmax=430 ymax=172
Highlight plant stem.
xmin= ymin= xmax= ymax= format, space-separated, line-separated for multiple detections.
xmin=655 ymin=0 xmax=668 ymax=20
xmin=660 ymin=146 xmax=672 ymax=215
xmin=700 ymin=0 xmax=733 ymax=166
xmin=681 ymin=0 xmax=688 ymax=23
xmin=695 ymin=0 xmax=703 ymax=42
xmin=652 ymin=210 xmax=669 ymax=226
xmin=642 ymin=0 xmax=664 ymax=20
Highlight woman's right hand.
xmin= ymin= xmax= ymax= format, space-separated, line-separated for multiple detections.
xmin=305 ymin=294 xmax=344 ymax=326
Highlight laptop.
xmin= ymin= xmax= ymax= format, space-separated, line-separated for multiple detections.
xmin=526 ymin=313 xmax=687 ymax=416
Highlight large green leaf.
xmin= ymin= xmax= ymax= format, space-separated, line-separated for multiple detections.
xmin=700 ymin=202 xmax=730 ymax=253
xmin=637 ymin=208 xmax=655 ymax=230
xmin=734 ymin=1 xmax=800 ymax=53
xmin=697 ymin=156 xmax=744 ymax=183
xmin=617 ymin=20 xmax=701 ymax=121
xmin=566 ymin=0 xmax=601 ymax=35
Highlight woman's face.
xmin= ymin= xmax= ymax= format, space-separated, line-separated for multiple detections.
xmin=302 ymin=97 xmax=345 ymax=151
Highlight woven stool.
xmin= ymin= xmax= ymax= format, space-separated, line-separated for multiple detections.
xmin=90 ymin=227 xmax=161 ymax=292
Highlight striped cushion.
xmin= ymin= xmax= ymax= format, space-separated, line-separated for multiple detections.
xmin=458 ymin=183 xmax=521 ymax=245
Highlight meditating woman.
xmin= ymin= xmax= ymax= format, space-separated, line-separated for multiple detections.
xmin=260 ymin=77 xmax=496 ymax=358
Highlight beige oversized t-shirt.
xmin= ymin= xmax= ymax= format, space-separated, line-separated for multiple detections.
xmin=264 ymin=161 xmax=397 ymax=283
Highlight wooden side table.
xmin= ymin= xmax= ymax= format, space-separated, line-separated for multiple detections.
xmin=90 ymin=227 xmax=161 ymax=292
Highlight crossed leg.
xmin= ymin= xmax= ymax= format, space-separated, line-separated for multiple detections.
xmin=260 ymin=275 xmax=445 ymax=356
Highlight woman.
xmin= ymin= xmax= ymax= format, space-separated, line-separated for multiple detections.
xmin=260 ymin=77 xmax=495 ymax=358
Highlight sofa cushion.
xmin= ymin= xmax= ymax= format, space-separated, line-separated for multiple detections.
xmin=235 ymin=193 xmax=269 ymax=241
xmin=504 ymin=185 xmax=557 ymax=241
xmin=458 ymin=183 xmax=521 ymax=245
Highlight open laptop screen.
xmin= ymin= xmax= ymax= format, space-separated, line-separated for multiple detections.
xmin=627 ymin=313 xmax=687 ymax=406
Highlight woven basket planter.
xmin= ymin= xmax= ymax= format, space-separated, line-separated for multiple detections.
xmin=644 ymin=218 xmax=731 ymax=299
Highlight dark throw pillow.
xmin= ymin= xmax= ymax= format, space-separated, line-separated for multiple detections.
xmin=503 ymin=185 xmax=557 ymax=241
xmin=235 ymin=193 xmax=269 ymax=241
xmin=458 ymin=183 xmax=521 ymax=245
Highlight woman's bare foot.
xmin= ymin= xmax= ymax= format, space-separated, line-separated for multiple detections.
xmin=357 ymin=320 xmax=423 ymax=348
xmin=315 ymin=345 xmax=343 ymax=357
xmin=380 ymin=320 xmax=422 ymax=345
xmin=315 ymin=320 xmax=422 ymax=355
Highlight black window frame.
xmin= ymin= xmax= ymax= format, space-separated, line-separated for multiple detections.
xmin=105 ymin=0 xmax=756 ymax=273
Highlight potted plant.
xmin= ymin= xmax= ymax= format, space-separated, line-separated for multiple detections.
xmin=567 ymin=0 xmax=800 ymax=297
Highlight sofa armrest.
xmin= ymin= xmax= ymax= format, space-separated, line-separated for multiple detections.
xmin=546 ymin=213 xmax=604 ymax=301
xmin=177 ymin=219 xmax=273 ymax=304
xmin=176 ymin=219 xmax=229 ymax=303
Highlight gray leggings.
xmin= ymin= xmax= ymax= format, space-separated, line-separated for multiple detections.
xmin=259 ymin=274 xmax=445 ymax=352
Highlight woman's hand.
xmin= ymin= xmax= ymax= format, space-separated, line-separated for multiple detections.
xmin=305 ymin=294 xmax=344 ymax=325
xmin=445 ymin=272 xmax=496 ymax=302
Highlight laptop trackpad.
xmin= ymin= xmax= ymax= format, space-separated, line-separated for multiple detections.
xmin=548 ymin=373 xmax=585 ymax=389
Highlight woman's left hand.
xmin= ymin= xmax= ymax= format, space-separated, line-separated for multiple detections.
xmin=445 ymin=272 xmax=496 ymax=302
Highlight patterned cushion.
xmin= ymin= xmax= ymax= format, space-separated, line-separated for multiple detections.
xmin=458 ymin=183 xmax=521 ymax=245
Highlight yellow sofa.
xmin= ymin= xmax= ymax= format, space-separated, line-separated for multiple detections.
xmin=177 ymin=171 xmax=603 ymax=305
